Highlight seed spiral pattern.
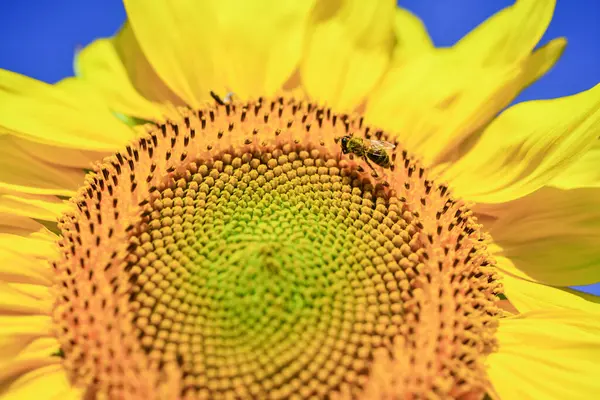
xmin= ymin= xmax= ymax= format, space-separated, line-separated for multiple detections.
xmin=52 ymin=96 xmax=503 ymax=400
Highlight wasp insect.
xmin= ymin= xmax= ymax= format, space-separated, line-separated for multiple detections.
xmin=337 ymin=135 xmax=396 ymax=177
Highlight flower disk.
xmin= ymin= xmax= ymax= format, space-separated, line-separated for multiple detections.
xmin=52 ymin=97 xmax=503 ymax=399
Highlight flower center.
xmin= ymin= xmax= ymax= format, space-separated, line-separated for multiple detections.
xmin=52 ymin=97 xmax=502 ymax=399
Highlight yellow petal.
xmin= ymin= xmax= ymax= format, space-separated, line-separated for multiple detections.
xmin=434 ymin=37 xmax=567 ymax=167
xmin=75 ymin=35 xmax=170 ymax=121
xmin=0 ymin=69 xmax=77 ymax=101
xmin=0 ymin=192 xmax=69 ymax=222
xmin=0 ymin=215 xmax=59 ymax=262
xmin=0 ymin=322 xmax=55 ymax=380
xmin=365 ymin=52 xmax=521 ymax=165
xmin=124 ymin=0 xmax=316 ymax=106
xmin=0 ymin=316 xmax=55 ymax=363
xmin=0 ymin=136 xmax=83 ymax=197
xmin=215 ymin=0 xmax=317 ymax=99
xmin=54 ymin=77 xmax=115 ymax=108
xmin=300 ymin=0 xmax=396 ymax=111
xmin=7 ymin=284 xmax=52 ymax=301
xmin=114 ymin=22 xmax=185 ymax=106
xmin=122 ymin=0 xmax=218 ymax=106
xmin=0 ymin=215 xmax=42 ymax=238
xmin=487 ymin=309 xmax=600 ymax=400
xmin=0 ymin=364 xmax=81 ymax=400
xmin=11 ymin=136 xmax=104 ymax=170
xmin=0 ymin=248 xmax=53 ymax=286
xmin=0 ymin=336 xmax=60 ymax=387
xmin=501 ymin=273 xmax=600 ymax=314
xmin=0 ymin=235 xmax=58 ymax=262
xmin=520 ymin=37 xmax=567 ymax=88
xmin=0 ymin=71 xmax=135 ymax=151
xmin=29 ymin=228 xmax=57 ymax=242
xmin=550 ymin=138 xmax=600 ymax=189
xmin=481 ymin=187 xmax=600 ymax=286
xmin=0 ymin=214 xmax=49 ymax=235
xmin=391 ymin=8 xmax=433 ymax=62
xmin=0 ymin=282 xmax=52 ymax=315
xmin=369 ymin=36 xmax=566 ymax=168
xmin=454 ymin=0 xmax=555 ymax=65
xmin=443 ymin=84 xmax=600 ymax=203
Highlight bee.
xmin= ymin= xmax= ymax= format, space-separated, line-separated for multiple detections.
xmin=338 ymin=135 xmax=396 ymax=176
xmin=210 ymin=91 xmax=235 ymax=105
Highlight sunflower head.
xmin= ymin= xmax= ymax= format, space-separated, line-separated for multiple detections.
xmin=49 ymin=96 xmax=502 ymax=398
xmin=1 ymin=1 xmax=600 ymax=399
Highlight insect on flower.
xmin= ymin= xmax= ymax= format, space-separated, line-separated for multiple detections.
xmin=209 ymin=90 xmax=235 ymax=105
xmin=337 ymin=134 xmax=396 ymax=177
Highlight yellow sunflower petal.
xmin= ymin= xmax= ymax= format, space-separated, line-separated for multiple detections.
xmin=0 ymin=69 xmax=75 ymax=100
xmin=0 ymin=282 xmax=52 ymax=315
xmin=0 ymin=317 xmax=54 ymax=357
xmin=122 ymin=0 xmax=216 ymax=106
xmin=368 ymin=35 xmax=566 ymax=167
xmin=75 ymin=35 xmax=169 ymax=121
xmin=501 ymin=273 xmax=600 ymax=314
xmin=0 ymin=215 xmax=59 ymax=262
xmin=124 ymin=0 xmax=316 ymax=105
xmin=550 ymin=139 xmax=600 ymax=189
xmin=0 ymin=336 xmax=60 ymax=385
xmin=300 ymin=0 xmax=396 ymax=112
xmin=0 ymin=136 xmax=83 ymax=197
xmin=0 ymin=192 xmax=69 ymax=222
xmin=54 ymin=77 xmax=113 ymax=108
xmin=365 ymin=52 xmax=521 ymax=165
xmin=7 ymin=284 xmax=52 ymax=301
xmin=520 ymin=37 xmax=567 ymax=88
xmin=0 ymin=364 xmax=81 ymax=400
xmin=114 ymin=22 xmax=185 ymax=106
xmin=0 ymin=235 xmax=57 ymax=261
xmin=481 ymin=187 xmax=600 ymax=286
xmin=11 ymin=136 xmax=105 ymax=170
xmin=29 ymin=227 xmax=57 ymax=243
xmin=0 ymin=249 xmax=53 ymax=286
xmin=0 ymin=71 xmax=135 ymax=151
xmin=391 ymin=8 xmax=433 ymax=62
xmin=0 ymin=214 xmax=57 ymax=237
xmin=487 ymin=309 xmax=600 ymax=399
xmin=434 ymin=37 xmax=567 ymax=167
xmin=443 ymin=84 xmax=600 ymax=203
xmin=454 ymin=0 xmax=555 ymax=65
xmin=0 ymin=319 xmax=56 ymax=386
xmin=215 ymin=0 xmax=317 ymax=99
xmin=0 ymin=214 xmax=45 ymax=235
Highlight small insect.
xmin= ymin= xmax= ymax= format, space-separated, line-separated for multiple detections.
xmin=210 ymin=91 xmax=235 ymax=105
xmin=338 ymin=135 xmax=396 ymax=176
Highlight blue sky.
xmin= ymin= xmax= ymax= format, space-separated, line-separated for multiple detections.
xmin=0 ymin=1 xmax=599 ymax=294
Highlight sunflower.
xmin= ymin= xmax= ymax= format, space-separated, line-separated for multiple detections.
xmin=1 ymin=0 xmax=599 ymax=399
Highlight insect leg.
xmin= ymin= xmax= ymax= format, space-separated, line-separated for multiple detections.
xmin=362 ymin=156 xmax=379 ymax=178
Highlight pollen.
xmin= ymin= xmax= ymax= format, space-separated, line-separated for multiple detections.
xmin=51 ymin=96 xmax=503 ymax=399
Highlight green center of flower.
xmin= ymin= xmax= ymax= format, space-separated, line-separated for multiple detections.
xmin=52 ymin=96 xmax=502 ymax=399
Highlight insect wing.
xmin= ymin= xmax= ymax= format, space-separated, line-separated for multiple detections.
xmin=366 ymin=139 xmax=395 ymax=156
